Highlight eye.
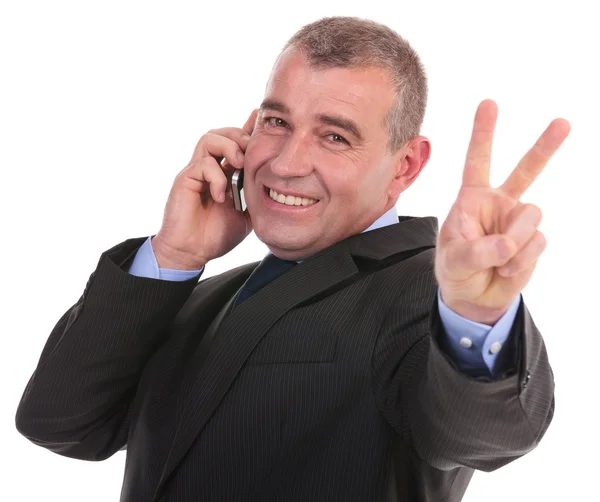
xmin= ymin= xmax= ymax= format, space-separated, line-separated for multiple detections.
xmin=328 ymin=133 xmax=349 ymax=145
xmin=266 ymin=117 xmax=288 ymax=128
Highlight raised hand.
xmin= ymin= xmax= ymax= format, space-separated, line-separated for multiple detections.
xmin=435 ymin=100 xmax=571 ymax=324
xmin=152 ymin=110 xmax=259 ymax=270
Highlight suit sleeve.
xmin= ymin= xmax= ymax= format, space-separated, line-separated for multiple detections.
xmin=373 ymin=270 xmax=555 ymax=472
xmin=15 ymin=237 xmax=200 ymax=461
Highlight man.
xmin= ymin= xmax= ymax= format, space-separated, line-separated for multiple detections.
xmin=16 ymin=16 xmax=569 ymax=502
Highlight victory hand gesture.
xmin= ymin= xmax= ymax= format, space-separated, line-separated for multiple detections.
xmin=435 ymin=100 xmax=571 ymax=325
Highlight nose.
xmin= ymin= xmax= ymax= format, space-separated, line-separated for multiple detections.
xmin=269 ymin=131 xmax=314 ymax=178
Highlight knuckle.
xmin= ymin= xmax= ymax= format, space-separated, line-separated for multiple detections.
xmin=525 ymin=203 xmax=542 ymax=220
xmin=516 ymin=166 xmax=535 ymax=182
xmin=202 ymin=131 xmax=217 ymax=142
xmin=212 ymin=172 xmax=227 ymax=186
xmin=190 ymin=158 xmax=214 ymax=179
xmin=535 ymin=231 xmax=547 ymax=249
xmin=176 ymin=163 xmax=193 ymax=179
xmin=214 ymin=171 xmax=228 ymax=188
xmin=180 ymin=161 xmax=194 ymax=174
xmin=190 ymin=157 xmax=209 ymax=170
xmin=510 ymin=255 xmax=523 ymax=268
xmin=229 ymin=143 xmax=242 ymax=157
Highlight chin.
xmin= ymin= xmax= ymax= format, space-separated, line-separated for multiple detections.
xmin=254 ymin=226 xmax=314 ymax=254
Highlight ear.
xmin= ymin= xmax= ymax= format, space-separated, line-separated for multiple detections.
xmin=388 ymin=136 xmax=431 ymax=198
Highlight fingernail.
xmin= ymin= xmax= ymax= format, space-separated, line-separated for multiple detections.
xmin=237 ymin=151 xmax=244 ymax=163
xmin=218 ymin=193 xmax=225 ymax=203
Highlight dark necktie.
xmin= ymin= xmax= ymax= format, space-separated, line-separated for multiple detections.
xmin=234 ymin=254 xmax=297 ymax=307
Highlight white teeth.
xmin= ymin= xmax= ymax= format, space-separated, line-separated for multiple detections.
xmin=269 ymin=189 xmax=317 ymax=206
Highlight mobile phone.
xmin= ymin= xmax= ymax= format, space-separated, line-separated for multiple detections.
xmin=231 ymin=169 xmax=246 ymax=212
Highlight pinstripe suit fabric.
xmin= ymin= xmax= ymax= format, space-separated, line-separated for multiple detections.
xmin=16 ymin=216 xmax=554 ymax=501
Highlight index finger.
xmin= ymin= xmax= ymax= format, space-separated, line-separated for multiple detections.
xmin=243 ymin=109 xmax=259 ymax=136
xmin=499 ymin=118 xmax=571 ymax=199
xmin=462 ymin=99 xmax=498 ymax=188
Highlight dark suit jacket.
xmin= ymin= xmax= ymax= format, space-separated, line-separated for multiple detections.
xmin=16 ymin=216 xmax=554 ymax=501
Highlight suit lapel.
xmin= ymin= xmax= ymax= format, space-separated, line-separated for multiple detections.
xmin=345 ymin=215 xmax=438 ymax=260
xmin=155 ymin=216 xmax=438 ymax=497
xmin=156 ymin=240 xmax=359 ymax=495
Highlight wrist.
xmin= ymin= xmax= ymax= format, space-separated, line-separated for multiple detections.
xmin=151 ymin=236 xmax=207 ymax=271
xmin=440 ymin=292 xmax=509 ymax=326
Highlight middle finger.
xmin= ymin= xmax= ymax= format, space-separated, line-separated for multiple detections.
xmin=499 ymin=118 xmax=570 ymax=199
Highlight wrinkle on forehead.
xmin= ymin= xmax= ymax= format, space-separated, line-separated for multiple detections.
xmin=327 ymin=94 xmax=361 ymax=110
xmin=266 ymin=49 xmax=394 ymax=112
xmin=268 ymin=75 xmax=392 ymax=123
xmin=262 ymin=50 xmax=395 ymax=146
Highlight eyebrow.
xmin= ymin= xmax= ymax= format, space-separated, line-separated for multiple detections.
xmin=259 ymin=99 xmax=364 ymax=142
xmin=260 ymin=99 xmax=289 ymax=114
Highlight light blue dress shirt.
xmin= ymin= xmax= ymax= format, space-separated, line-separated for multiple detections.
xmin=128 ymin=207 xmax=521 ymax=377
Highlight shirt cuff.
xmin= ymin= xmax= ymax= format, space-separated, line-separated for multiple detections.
xmin=128 ymin=236 xmax=204 ymax=281
xmin=437 ymin=288 xmax=522 ymax=375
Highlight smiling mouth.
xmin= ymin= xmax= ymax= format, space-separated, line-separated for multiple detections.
xmin=266 ymin=187 xmax=319 ymax=207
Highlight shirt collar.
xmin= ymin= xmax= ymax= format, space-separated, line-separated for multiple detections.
xmin=361 ymin=205 xmax=399 ymax=233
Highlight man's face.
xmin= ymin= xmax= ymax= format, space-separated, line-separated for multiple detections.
xmin=243 ymin=47 xmax=406 ymax=261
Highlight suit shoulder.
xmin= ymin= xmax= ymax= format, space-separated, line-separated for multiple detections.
xmin=382 ymin=246 xmax=436 ymax=286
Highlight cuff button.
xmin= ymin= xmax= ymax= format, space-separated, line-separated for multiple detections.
xmin=459 ymin=337 xmax=473 ymax=349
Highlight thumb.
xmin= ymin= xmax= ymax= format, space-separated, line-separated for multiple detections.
xmin=443 ymin=235 xmax=517 ymax=275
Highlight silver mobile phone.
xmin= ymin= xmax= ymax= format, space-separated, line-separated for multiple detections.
xmin=231 ymin=169 xmax=246 ymax=212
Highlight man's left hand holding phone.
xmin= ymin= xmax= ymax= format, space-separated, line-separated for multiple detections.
xmin=150 ymin=110 xmax=258 ymax=271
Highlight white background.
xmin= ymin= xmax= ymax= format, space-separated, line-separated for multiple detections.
xmin=2 ymin=0 xmax=598 ymax=500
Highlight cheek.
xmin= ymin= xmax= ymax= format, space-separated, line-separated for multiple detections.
xmin=322 ymin=164 xmax=362 ymax=199
xmin=243 ymin=136 xmax=280 ymax=174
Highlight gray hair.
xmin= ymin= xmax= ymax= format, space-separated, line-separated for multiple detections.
xmin=280 ymin=16 xmax=428 ymax=152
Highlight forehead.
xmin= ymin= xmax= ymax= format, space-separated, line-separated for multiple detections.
xmin=264 ymin=48 xmax=395 ymax=129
